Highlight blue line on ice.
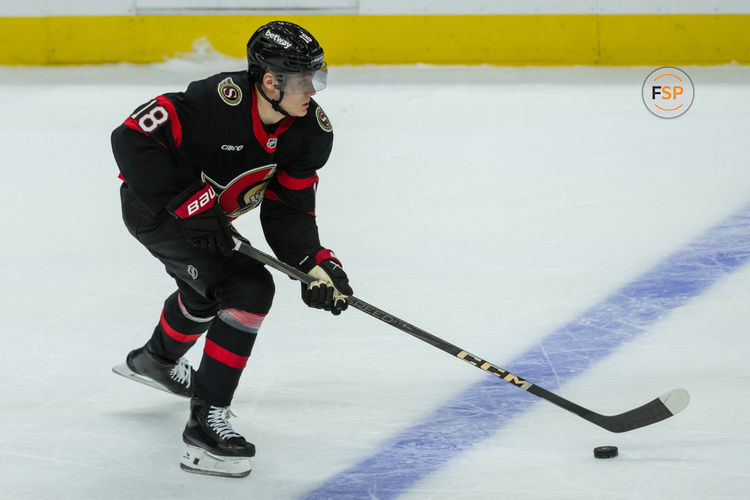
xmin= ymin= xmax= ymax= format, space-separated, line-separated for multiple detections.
xmin=301 ymin=203 xmax=750 ymax=500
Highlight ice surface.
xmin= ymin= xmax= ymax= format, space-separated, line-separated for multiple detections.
xmin=1 ymin=60 xmax=749 ymax=499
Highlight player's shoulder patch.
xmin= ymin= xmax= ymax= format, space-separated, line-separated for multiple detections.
xmin=217 ymin=76 xmax=243 ymax=106
xmin=315 ymin=106 xmax=333 ymax=133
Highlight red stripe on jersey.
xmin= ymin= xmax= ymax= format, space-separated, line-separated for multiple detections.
xmin=204 ymin=339 xmax=249 ymax=369
xmin=123 ymin=118 xmax=139 ymax=132
xmin=250 ymin=89 xmax=295 ymax=153
xmin=276 ymin=171 xmax=318 ymax=190
xmin=123 ymin=118 xmax=169 ymax=149
xmin=155 ymin=95 xmax=183 ymax=148
xmin=262 ymin=189 xmax=315 ymax=216
xmin=160 ymin=310 xmax=203 ymax=343
xmin=122 ymin=96 xmax=182 ymax=149
xmin=275 ymin=116 xmax=295 ymax=138
xmin=263 ymin=189 xmax=281 ymax=202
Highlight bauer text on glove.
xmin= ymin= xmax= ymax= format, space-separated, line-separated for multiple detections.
xmin=166 ymin=182 xmax=234 ymax=254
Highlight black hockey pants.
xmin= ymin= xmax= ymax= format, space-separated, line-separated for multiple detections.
xmin=120 ymin=183 xmax=274 ymax=405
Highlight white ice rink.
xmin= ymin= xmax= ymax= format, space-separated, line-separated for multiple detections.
xmin=1 ymin=55 xmax=749 ymax=499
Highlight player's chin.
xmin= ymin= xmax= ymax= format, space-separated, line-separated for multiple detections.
xmin=297 ymin=103 xmax=311 ymax=116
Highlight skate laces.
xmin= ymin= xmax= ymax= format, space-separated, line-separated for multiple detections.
xmin=207 ymin=406 xmax=241 ymax=440
xmin=169 ymin=358 xmax=191 ymax=388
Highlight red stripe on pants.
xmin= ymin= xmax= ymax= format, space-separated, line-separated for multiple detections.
xmin=203 ymin=339 xmax=249 ymax=369
xmin=160 ymin=309 xmax=203 ymax=342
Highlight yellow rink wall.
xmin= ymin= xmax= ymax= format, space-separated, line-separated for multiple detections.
xmin=0 ymin=14 xmax=749 ymax=66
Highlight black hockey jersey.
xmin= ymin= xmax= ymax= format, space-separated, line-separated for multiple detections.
xmin=111 ymin=70 xmax=334 ymax=266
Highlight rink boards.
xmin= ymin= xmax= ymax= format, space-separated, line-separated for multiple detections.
xmin=0 ymin=14 xmax=749 ymax=66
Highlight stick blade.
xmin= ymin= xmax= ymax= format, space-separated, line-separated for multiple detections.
xmin=659 ymin=388 xmax=690 ymax=415
xmin=596 ymin=388 xmax=690 ymax=433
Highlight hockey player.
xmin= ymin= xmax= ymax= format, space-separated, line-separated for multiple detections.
xmin=111 ymin=21 xmax=352 ymax=478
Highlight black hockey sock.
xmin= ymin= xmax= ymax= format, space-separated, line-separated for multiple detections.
xmin=193 ymin=309 xmax=264 ymax=406
xmin=145 ymin=291 xmax=214 ymax=362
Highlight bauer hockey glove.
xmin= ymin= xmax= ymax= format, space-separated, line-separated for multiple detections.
xmin=166 ymin=182 xmax=234 ymax=254
xmin=299 ymin=249 xmax=353 ymax=315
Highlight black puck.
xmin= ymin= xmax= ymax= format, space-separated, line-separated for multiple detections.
xmin=593 ymin=446 xmax=618 ymax=459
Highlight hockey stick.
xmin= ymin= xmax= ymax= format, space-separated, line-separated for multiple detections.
xmin=234 ymin=240 xmax=689 ymax=433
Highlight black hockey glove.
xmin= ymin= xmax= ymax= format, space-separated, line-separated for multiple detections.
xmin=299 ymin=249 xmax=353 ymax=315
xmin=166 ymin=182 xmax=234 ymax=254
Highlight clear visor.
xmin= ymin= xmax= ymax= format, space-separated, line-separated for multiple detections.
xmin=273 ymin=62 xmax=328 ymax=94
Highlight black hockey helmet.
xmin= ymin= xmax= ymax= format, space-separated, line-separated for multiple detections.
xmin=247 ymin=21 xmax=327 ymax=94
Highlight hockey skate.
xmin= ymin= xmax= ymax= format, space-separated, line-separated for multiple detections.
xmin=112 ymin=347 xmax=193 ymax=398
xmin=180 ymin=397 xmax=255 ymax=478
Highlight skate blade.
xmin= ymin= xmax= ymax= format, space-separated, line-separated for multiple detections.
xmin=180 ymin=444 xmax=252 ymax=478
xmin=112 ymin=363 xmax=190 ymax=398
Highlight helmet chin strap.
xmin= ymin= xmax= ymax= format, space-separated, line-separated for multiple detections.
xmin=255 ymin=83 xmax=290 ymax=117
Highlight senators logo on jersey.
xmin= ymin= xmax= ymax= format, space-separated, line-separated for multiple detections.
xmin=218 ymin=77 xmax=243 ymax=106
xmin=316 ymin=106 xmax=332 ymax=133
xmin=202 ymin=164 xmax=277 ymax=218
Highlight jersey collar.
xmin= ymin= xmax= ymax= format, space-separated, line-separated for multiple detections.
xmin=251 ymin=88 xmax=295 ymax=153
